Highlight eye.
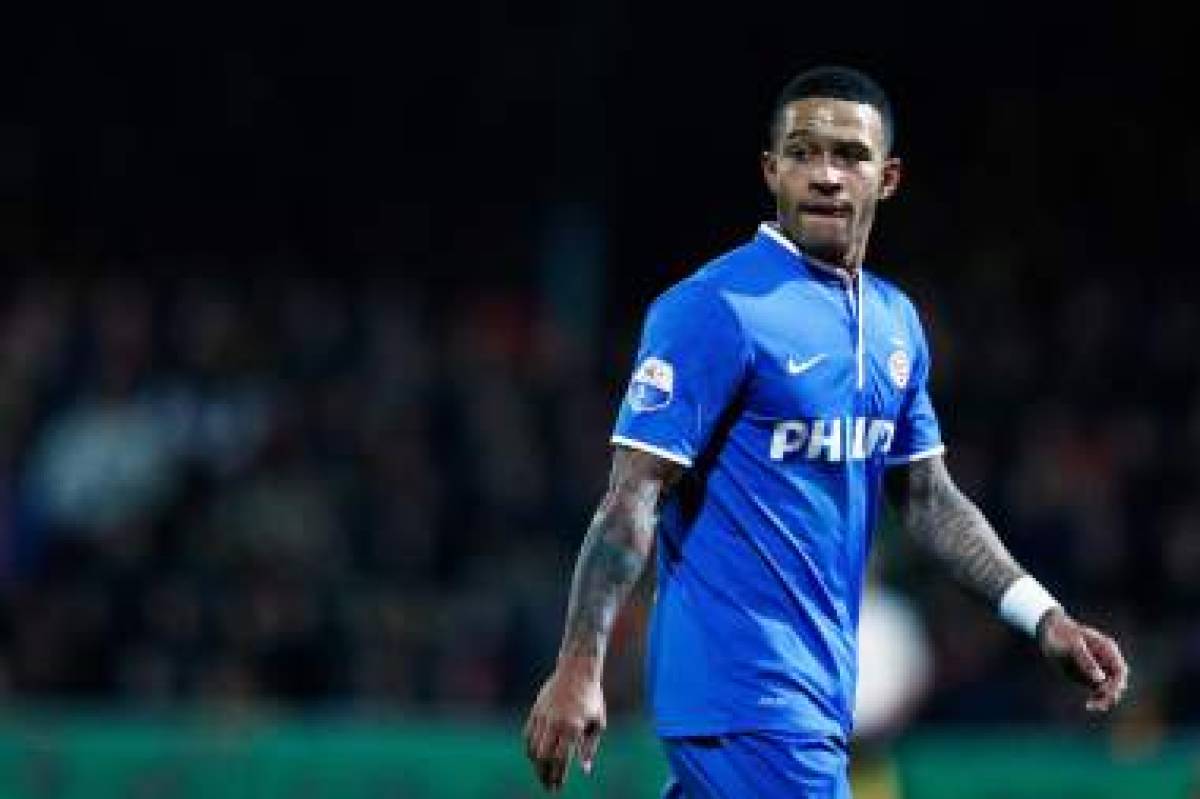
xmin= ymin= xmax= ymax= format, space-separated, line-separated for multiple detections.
xmin=835 ymin=144 xmax=871 ymax=163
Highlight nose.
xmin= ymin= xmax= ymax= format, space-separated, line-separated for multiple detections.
xmin=808 ymin=154 xmax=842 ymax=197
xmin=809 ymin=178 xmax=841 ymax=197
xmin=811 ymin=171 xmax=840 ymax=195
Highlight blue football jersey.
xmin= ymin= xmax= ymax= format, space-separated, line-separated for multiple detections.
xmin=611 ymin=223 xmax=944 ymax=741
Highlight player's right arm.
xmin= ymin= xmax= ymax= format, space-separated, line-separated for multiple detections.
xmin=523 ymin=446 xmax=683 ymax=793
xmin=525 ymin=279 xmax=747 ymax=792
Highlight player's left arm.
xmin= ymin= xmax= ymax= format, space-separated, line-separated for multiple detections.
xmin=885 ymin=454 xmax=1129 ymax=712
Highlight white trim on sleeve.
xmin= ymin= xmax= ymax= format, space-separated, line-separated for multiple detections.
xmin=884 ymin=443 xmax=946 ymax=467
xmin=610 ymin=436 xmax=693 ymax=467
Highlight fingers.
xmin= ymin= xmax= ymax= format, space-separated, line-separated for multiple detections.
xmin=1069 ymin=640 xmax=1110 ymax=714
xmin=525 ymin=714 xmax=582 ymax=792
xmin=546 ymin=722 xmax=579 ymax=790
xmin=538 ymin=722 xmax=569 ymax=790
xmin=578 ymin=718 xmax=606 ymax=774
xmin=524 ymin=712 xmax=557 ymax=789
xmin=523 ymin=675 xmax=605 ymax=792
xmin=1069 ymin=634 xmax=1106 ymax=687
xmin=1042 ymin=615 xmax=1130 ymax=715
xmin=1086 ymin=629 xmax=1129 ymax=688
xmin=1082 ymin=628 xmax=1129 ymax=713
xmin=523 ymin=713 xmax=541 ymax=762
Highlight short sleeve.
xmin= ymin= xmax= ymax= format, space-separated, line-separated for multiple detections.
xmin=886 ymin=304 xmax=945 ymax=467
xmin=611 ymin=281 xmax=750 ymax=467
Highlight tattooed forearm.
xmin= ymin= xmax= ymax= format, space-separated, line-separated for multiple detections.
xmin=558 ymin=449 xmax=681 ymax=666
xmin=558 ymin=516 xmax=648 ymax=661
xmin=888 ymin=455 xmax=1024 ymax=604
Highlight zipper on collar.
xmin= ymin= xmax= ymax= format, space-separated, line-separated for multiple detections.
xmin=760 ymin=222 xmax=865 ymax=391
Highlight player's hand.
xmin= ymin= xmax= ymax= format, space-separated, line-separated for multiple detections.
xmin=1037 ymin=607 xmax=1129 ymax=713
xmin=523 ymin=658 xmax=607 ymax=792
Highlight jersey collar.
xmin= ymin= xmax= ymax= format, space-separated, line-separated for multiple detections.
xmin=759 ymin=222 xmax=866 ymax=389
xmin=757 ymin=222 xmax=857 ymax=286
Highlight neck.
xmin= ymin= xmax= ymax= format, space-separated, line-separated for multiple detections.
xmin=809 ymin=250 xmax=858 ymax=277
xmin=769 ymin=222 xmax=863 ymax=278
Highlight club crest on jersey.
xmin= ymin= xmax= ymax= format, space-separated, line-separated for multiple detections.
xmin=628 ymin=357 xmax=675 ymax=412
xmin=887 ymin=349 xmax=910 ymax=389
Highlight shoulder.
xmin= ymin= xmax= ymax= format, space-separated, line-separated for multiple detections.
xmin=648 ymin=239 xmax=767 ymax=317
xmin=637 ymin=247 xmax=766 ymax=360
xmin=653 ymin=237 xmax=794 ymax=321
xmin=694 ymin=237 xmax=790 ymax=296
xmin=645 ymin=273 xmax=740 ymax=339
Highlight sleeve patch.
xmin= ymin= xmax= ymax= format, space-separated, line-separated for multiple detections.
xmin=628 ymin=357 xmax=675 ymax=412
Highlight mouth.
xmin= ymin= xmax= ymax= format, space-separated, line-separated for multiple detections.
xmin=799 ymin=203 xmax=852 ymax=219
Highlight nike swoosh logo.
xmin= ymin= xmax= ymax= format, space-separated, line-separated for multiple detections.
xmin=786 ymin=354 xmax=827 ymax=375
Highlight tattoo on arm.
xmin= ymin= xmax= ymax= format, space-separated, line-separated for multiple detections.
xmin=558 ymin=448 xmax=683 ymax=664
xmin=886 ymin=455 xmax=1024 ymax=604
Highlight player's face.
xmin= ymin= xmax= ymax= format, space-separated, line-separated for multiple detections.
xmin=762 ymin=98 xmax=901 ymax=269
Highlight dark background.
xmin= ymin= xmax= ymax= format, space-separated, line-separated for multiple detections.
xmin=0 ymin=5 xmax=1194 ymax=734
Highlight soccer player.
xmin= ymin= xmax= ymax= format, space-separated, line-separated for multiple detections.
xmin=523 ymin=66 xmax=1129 ymax=797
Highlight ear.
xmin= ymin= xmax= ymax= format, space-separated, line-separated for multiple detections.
xmin=879 ymin=156 xmax=903 ymax=201
xmin=761 ymin=150 xmax=780 ymax=196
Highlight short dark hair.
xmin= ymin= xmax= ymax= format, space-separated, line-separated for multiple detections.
xmin=769 ymin=66 xmax=894 ymax=152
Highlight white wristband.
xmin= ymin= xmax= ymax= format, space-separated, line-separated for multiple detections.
xmin=998 ymin=576 xmax=1061 ymax=637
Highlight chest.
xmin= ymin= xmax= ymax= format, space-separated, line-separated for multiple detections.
xmin=738 ymin=280 xmax=914 ymax=421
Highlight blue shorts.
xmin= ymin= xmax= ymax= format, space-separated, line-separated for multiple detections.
xmin=660 ymin=732 xmax=851 ymax=799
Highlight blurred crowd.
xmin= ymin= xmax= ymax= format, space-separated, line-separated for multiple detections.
xmin=0 ymin=273 xmax=620 ymax=715
xmin=0 ymin=258 xmax=1196 ymax=734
